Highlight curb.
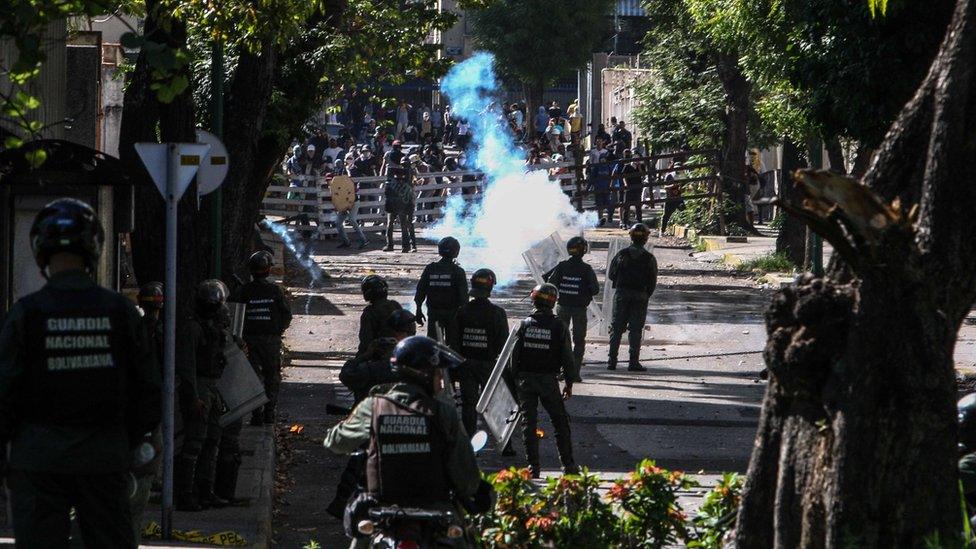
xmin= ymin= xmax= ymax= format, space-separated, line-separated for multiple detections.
xmin=244 ymin=425 xmax=276 ymax=549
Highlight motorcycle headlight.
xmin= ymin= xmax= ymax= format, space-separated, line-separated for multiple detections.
xmin=357 ymin=520 xmax=375 ymax=536
xmin=446 ymin=525 xmax=464 ymax=539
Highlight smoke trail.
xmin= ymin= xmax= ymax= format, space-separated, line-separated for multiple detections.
xmin=430 ymin=52 xmax=595 ymax=286
xmin=260 ymin=219 xmax=325 ymax=284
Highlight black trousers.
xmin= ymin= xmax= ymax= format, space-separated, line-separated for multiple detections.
xmin=10 ymin=469 xmax=135 ymax=549
xmin=246 ymin=335 xmax=283 ymax=418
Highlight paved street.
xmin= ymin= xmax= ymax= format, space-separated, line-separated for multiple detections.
xmin=271 ymin=227 xmax=772 ymax=547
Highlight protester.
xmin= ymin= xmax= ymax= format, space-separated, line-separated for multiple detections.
xmin=614 ymin=149 xmax=644 ymax=227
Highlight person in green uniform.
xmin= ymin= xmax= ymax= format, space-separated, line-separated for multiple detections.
xmin=0 ymin=198 xmax=160 ymax=547
xmin=959 ymin=393 xmax=976 ymax=511
xmin=606 ymin=223 xmax=658 ymax=372
xmin=545 ymin=236 xmax=599 ymax=380
xmin=414 ymin=237 xmax=468 ymax=344
xmin=451 ymin=268 xmax=509 ymax=436
xmin=131 ymin=281 xmax=166 ymax=539
xmin=511 ymin=283 xmax=579 ymax=478
xmin=234 ymin=251 xmax=292 ymax=426
xmin=324 ymin=336 xmax=482 ymax=547
xmin=175 ymin=279 xmax=233 ymax=511
xmin=358 ymin=275 xmax=402 ymax=356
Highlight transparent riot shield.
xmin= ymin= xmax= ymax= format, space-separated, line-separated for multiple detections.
xmin=216 ymin=340 xmax=269 ymax=427
xmin=227 ymin=302 xmax=246 ymax=338
xmin=476 ymin=329 xmax=521 ymax=448
xmin=602 ymin=238 xmax=655 ymax=337
xmin=522 ymin=232 xmax=606 ymax=335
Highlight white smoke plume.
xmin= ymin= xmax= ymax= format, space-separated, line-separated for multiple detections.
xmin=429 ymin=52 xmax=596 ymax=286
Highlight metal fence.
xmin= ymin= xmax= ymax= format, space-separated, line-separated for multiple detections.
xmin=260 ymin=149 xmax=721 ymax=238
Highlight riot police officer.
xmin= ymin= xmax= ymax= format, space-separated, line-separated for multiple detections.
xmin=358 ymin=275 xmax=402 ymax=356
xmin=415 ymin=236 xmax=468 ymax=344
xmin=511 ymin=283 xmax=578 ymax=478
xmin=327 ymin=310 xmax=418 ymax=519
xmin=0 ymin=198 xmax=160 ymax=547
xmin=545 ymin=237 xmax=598 ymax=380
xmin=323 ymin=336 xmax=481 ymax=534
xmin=607 ymin=223 xmax=658 ymax=372
xmin=176 ymin=279 xmax=232 ymax=511
xmin=960 ymin=394 xmax=976 ymax=509
xmin=452 ymin=268 xmax=509 ymax=435
xmin=132 ymin=281 xmax=165 ymax=538
xmin=234 ymin=251 xmax=292 ymax=425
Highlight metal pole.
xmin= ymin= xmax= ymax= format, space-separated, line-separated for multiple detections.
xmin=809 ymin=141 xmax=824 ymax=276
xmin=211 ymin=41 xmax=224 ymax=278
xmin=161 ymin=143 xmax=179 ymax=538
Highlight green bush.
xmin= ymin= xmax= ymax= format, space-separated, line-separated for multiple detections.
xmin=473 ymin=462 xmax=744 ymax=548
xmin=671 ymin=197 xmax=747 ymax=237
xmin=736 ymin=252 xmax=795 ymax=274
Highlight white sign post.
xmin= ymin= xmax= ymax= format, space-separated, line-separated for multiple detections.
xmin=135 ymin=142 xmax=211 ymax=538
xmin=195 ymin=129 xmax=230 ymax=197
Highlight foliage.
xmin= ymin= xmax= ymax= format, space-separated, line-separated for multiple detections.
xmin=671 ymin=197 xmax=747 ymax=237
xmin=470 ymin=0 xmax=613 ymax=87
xmin=769 ymin=212 xmax=785 ymax=231
xmin=474 ymin=462 xmax=741 ymax=549
xmin=609 ymin=460 xmax=697 ymax=548
xmin=736 ymin=252 xmax=796 ymax=274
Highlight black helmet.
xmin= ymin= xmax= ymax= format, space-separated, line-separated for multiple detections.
xmin=960 ymin=394 xmax=976 ymax=453
xmin=391 ymin=335 xmax=463 ymax=386
xmin=195 ymin=279 xmax=228 ymax=318
xmin=629 ymin=223 xmax=650 ymax=245
xmin=470 ymin=268 xmax=496 ymax=298
xmin=138 ymin=281 xmax=164 ymax=311
xmin=530 ymin=283 xmax=558 ymax=310
xmin=361 ymin=275 xmax=389 ymax=302
xmin=247 ymin=250 xmax=274 ymax=276
xmin=30 ymin=198 xmax=105 ymax=270
xmin=387 ymin=309 xmax=417 ymax=336
xmin=567 ymin=236 xmax=588 ymax=257
xmin=438 ymin=236 xmax=461 ymax=259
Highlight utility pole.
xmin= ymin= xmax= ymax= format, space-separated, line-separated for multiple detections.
xmin=808 ymin=141 xmax=824 ymax=276
xmin=211 ymin=41 xmax=224 ymax=278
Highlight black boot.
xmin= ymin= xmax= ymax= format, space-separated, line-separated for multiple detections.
xmin=214 ymin=454 xmax=246 ymax=505
xmin=628 ymin=350 xmax=647 ymax=372
xmin=607 ymin=357 xmax=618 ymax=371
xmin=197 ymin=478 xmax=229 ymax=509
xmin=175 ymin=457 xmax=202 ymax=512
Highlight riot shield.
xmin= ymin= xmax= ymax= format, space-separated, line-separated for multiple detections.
xmin=476 ymin=329 xmax=521 ymax=448
xmin=522 ymin=232 xmax=606 ymax=335
xmin=227 ymin=302 xmax=246 ymax=338
xmin=216 ymin=340 xmax=269 ymax=427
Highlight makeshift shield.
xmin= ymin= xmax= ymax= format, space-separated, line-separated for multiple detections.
xmin=476 ymin=329 xmax=521 ymax=447
xmin=522 ymin=232 xmax=606 ymax=335
xmin=216 ymin=340 xmax=269 ymax=427
xmin=330 ymin=175 xmax=357 ymax=213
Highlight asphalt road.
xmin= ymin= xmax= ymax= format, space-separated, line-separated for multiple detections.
xmin=271 ymin=227 xmax=771 ymax=547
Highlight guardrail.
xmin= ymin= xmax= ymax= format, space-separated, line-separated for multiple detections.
xmin=260 ymin=150 xmax=720 ymax=239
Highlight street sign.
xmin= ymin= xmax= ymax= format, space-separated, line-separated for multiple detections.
xmin=195 ymin=130 xmax=229 ymax=195
xmin=135 ymin=142 xmax=212 ymax=201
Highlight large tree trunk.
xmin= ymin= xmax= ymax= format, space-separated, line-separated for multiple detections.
xmin=118 ymin=0 xmax=199 ymax=309
xmin=774 ymin=138 xmax=807 ymax=267
xmin=715 ymin=52 xmax=758 ymax=236
xmin=824 ymin=136 xmax=846 ymax=174
xmin=736 ymin=0 xmax=976 ymax=546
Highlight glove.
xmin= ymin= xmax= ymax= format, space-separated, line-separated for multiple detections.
xmin=562 ymin=385 xmax=573 ymax=401
xmin=415 ymin=310 xmax=426 ymax=326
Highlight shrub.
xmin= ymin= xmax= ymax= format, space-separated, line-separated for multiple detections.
xmin=609 ymin=460 xmax=696 ymax=548
xmin=671 ymin=197 xmax=747 ymax=237
xmin=687 ymin=473 xmax=743 ymax=549
xmin=736 ymin=252 xmax=795 ymax=274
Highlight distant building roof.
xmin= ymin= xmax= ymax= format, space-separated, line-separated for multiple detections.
xmin=616 ymin=0 xmax=646 ymax=17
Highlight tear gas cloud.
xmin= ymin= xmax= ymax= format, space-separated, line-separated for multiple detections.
xmin=430 ymin=52 xmax=596 ymax=286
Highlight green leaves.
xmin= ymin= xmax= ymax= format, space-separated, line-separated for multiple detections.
xmin=868 ymin=0 xmax=888 ymax=18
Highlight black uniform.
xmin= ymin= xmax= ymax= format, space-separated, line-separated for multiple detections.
xmin=0 ymin=270 xmax=160 ymax=548
xmin=452 ymin=297 xmax=509 ymax=435
xmin=340 ymin=337 xmax=400 ymax=403
xmin=415 ymin=258 xmax=468 ymax=344
xmin=234 ymin=278 xmax=292 ymax=421
xmin=510 ymin=311 xmax=578 ymax=474
xmin=607 ymin=245 xmax=658 ymax=368
xmin=358 ymin=298 xmax=402 ymax=356
xmin=546 ymin=256 xmax=599 ymax=377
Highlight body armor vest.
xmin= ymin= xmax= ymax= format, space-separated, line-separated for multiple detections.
xmin=551 ymin=258 xmax=594 ymax=308
xmin=514 ymin=313 xmax=563 ymax=375
xmin=614 ymin=247 xmax=655 ymax=293
xmin=239 ymin=280 xmax=284 ymax=336
xmin=366 ymin=394 xmax=449 ymax=504
xmin=423 ymin=261 xmax=462 ymax=310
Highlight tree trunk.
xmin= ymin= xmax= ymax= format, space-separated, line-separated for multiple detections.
xmin=118 ymin=0 xmax=198 ymax=301
xmin=851 ymin=144 xmax=874 ymax=179
xmin=524 ymin=79 xmax=544 ymax=137
xmin=774 ymin=138 xmax=807 ymax=267
xmin=824 ymin=136 xmax=846 ymax=174
xmin=736 ymin=0 xmax=976 ymax=545
xmin=715 ymin=52 xmax=758 ymax=236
